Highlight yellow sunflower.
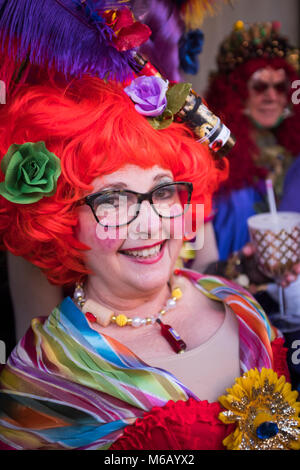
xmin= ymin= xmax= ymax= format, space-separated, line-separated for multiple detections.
xmin=218 ymin=368 xmax=300 ymax=450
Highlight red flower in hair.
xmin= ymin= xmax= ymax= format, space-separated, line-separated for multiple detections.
xmin=103 ymin=8 xmax=151 ymax=52
xmin=110 ymin=398 xmax=234 ymax=450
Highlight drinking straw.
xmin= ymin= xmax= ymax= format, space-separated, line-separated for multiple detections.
xmin=265 ymin=179 xmax=277 ymax=216
xmin=265 ymin=179 xmax=285 ymax=318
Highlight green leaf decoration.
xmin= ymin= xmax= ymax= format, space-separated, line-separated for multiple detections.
xmin=156 ymin=117 xmax=174 ymax=129
xmin=147 ymin=118 xmax=162 ymax=130
xmin=147 ymin=115 xmax=174 ymax=130
xmin=146 ymin=82 xmax=192 ymax=130
xmin=165 ymin=83 xmax=192 ymax=115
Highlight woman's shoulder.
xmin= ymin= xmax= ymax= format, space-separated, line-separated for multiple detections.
xmin=173 ymin=268 xmax=252 ymax=300
xmin=175 ymin=268 xmax=276 ymax=339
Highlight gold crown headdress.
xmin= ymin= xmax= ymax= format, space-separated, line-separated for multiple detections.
xmin=217 ymin=20 xmax=299 ymax=74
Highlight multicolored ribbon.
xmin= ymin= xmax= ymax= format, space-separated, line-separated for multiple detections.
xmin=0 ymin=270 xmax=276 ymax=450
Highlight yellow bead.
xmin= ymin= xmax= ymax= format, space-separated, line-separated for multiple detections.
xmin=115 ymin=314 xmax=128 ymax=327
xmin=234 ymin=20 xmax=244 ymax=31
xmin=171 ymin=287 xmax=182 ymax=300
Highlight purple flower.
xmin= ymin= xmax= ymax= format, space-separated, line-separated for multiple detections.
xmin=124 ymin=76 xmax=169 ymax=117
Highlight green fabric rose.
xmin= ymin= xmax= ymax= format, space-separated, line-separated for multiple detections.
xmin=0 ymin=142 xmax=61 ymax=204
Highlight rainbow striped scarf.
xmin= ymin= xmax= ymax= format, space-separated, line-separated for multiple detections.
xmin=0 ymin=270 xmax=276 ymax=450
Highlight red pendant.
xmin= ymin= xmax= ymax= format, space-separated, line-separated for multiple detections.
xmin=85 ymin=311 xmax=97 ymax=323
xmin=156 ymin=319 xmax=186 ymax=354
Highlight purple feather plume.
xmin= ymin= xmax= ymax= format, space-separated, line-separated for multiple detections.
xmin=133 ymin=0 xmax=184 ymax=82
xmin=0 ymin=0 xmax=135 ymax=83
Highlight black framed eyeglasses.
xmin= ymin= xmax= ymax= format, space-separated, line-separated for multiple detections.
xmin=81 ymin=181 xmax=193 ymax=228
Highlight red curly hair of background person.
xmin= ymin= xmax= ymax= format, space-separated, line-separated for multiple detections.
xmin=205 ymin=57 xmax=300 ymax=192
xmin=0 ymin=76 xmax=228 ymax=286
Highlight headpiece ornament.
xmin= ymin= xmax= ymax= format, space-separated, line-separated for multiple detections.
xmin=217 ymin=20 xmax=299 ymax=74
xmin=0 ymin=142 xmax=61 ymax=204
xmin=0 ymin=0 xmax=151 ymax=92
xmin=0 ymin=0 xmax=235 ymax=171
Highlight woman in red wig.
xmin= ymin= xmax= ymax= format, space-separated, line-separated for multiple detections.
xmin=0 ymin=75 xmax=298 ymax=451
xmin=193 ymin=22 xmax=300 ymax=392
xmin=203 ymin=21 xmax=300 ymax=263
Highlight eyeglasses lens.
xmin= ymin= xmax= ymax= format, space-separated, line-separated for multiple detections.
xmin=95 ymin=192 xmax=138 ymax=227
xmin=93 ymin=183 xmax=190 ymax=227
xmin=152 ymin=184 xmax=190 ymax=218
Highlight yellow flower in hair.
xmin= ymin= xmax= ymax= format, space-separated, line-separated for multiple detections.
xmin=218 ymin=368 xmax=300 ymax=450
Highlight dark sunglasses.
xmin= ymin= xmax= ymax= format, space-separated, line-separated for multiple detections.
xmin=250 ymin=80 xmax=289 ymax=94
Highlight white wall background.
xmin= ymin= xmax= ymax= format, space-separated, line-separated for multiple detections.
xmin=182 ymin=0 xmax=300 ymax=94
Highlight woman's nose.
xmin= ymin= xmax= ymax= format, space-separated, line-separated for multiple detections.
xmin=129 ymin=200 xmax=162 ymax=240
xmin=265 ymin=85 xmax=278 ymax=100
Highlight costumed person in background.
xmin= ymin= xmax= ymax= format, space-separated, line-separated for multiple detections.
xmin=203 ymin=20 xmax=300 ymax=263
xmin=191 ymin=20 xmax=300 ymax=389
xmin=0 ymin=0 xmax=227 ymax=344
xmin=1 ymin=71 xmax=299 ymax=451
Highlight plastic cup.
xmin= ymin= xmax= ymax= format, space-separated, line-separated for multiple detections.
xmin=247 ymin=212 xmax=300 ymax=279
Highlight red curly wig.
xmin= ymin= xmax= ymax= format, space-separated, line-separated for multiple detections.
xmin=0 ymin=76 xmax=227 ymax=286
xmin=205 ymin=57 xmax=300 ymax=191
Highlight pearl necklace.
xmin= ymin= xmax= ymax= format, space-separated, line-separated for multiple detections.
xmin=73 ymin=280 xmax=186 ymax=353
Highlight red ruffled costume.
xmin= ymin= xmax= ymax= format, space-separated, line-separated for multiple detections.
xmin=111 ymin=338 xmax=290 ymax=450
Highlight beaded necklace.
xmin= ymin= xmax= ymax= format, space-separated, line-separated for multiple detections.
xmin=73 ymin=281 xmax=186 ymax=354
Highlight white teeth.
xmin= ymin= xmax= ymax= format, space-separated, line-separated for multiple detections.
xmin=123 ymin=243 xmax=163 ymax=258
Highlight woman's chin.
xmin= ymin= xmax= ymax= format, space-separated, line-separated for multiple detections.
xmin=253 ymin=111 xmax=282 ymax=129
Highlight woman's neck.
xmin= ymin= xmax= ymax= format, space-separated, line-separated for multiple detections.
xmin=84 ymin=275 xmax=172 ymax=320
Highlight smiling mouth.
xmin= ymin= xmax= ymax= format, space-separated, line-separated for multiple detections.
xmin=119 ymin=240 xmax=166 ymax=259
xmin=260 ymin=107 xmax=279 ymax=112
